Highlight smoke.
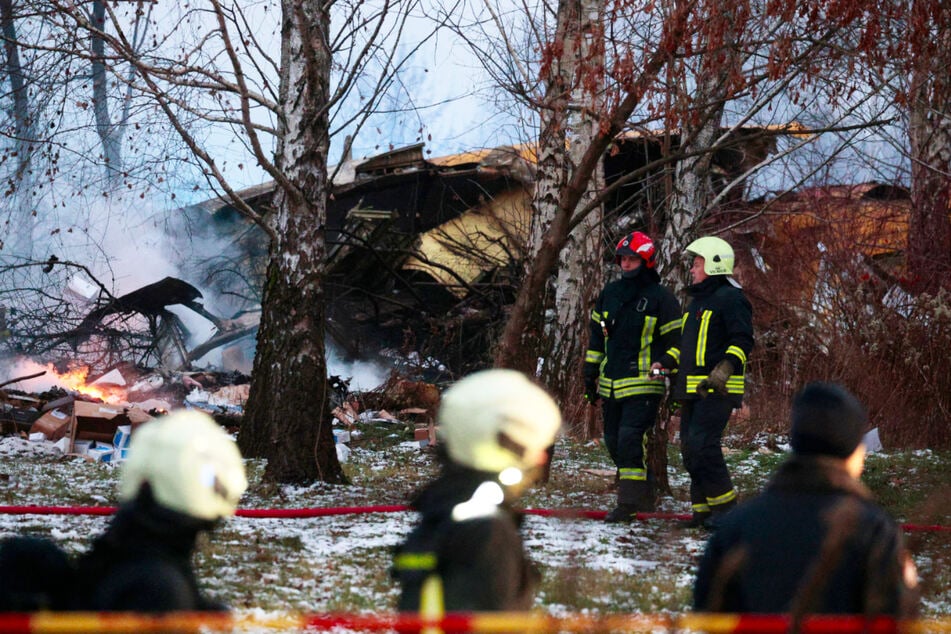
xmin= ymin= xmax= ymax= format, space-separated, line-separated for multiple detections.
xmin=0 ymin=358 xmax=73 ymax=393
xmin=326 ymin=343 xmax=389 ymax=392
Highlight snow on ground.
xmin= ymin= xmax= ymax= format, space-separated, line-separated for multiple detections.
xmin=1 ymin=431 xmax=948 ymax=625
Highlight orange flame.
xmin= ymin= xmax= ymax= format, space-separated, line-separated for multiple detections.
xmin=52 ymin=365 xmax=126 ymax=404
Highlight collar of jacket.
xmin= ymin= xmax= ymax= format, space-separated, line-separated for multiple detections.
xmin=620 ymin=266 xmax=660 ymax=286
xmin=410 ymin=465 xmax=522 ymax=525
xmin=766 ymin=455 xmax=873 ymax=501
xmin=687 ymin=275 xmax=729 ymax=297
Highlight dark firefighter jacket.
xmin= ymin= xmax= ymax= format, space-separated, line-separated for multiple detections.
xmin=392 ymin=466 xmax=538 ymax=613
xmin=693 ymin=455 xmax=918 ymax=616
xmin=661 ymin=276 xmax=753 ymax=404
xmin=585 ymin=267 xmax=682 ymax=399
xmin=74 ymin=486 xmax=227 ymax=612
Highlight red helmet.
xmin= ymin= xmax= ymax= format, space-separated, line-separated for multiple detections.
xmin=615 ymin=231 xmax=656 ymax=268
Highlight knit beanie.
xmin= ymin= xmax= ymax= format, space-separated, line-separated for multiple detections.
xmin=790 ymin=382 xmax=867 ymax=458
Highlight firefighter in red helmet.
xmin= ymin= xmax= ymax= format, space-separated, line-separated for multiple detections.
xmin=584 ymin=231 xmax=681 ymax=521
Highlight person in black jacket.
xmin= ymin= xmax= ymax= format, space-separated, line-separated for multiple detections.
xmin=652 ymin=236 xmax=754 ymax=528
xmin=74 ymin=409 xmax=248 ymax=612
xmin=584 ymin=231 xmax=681 ymax=521
xmin=693 ymin=382 xmax=919 ymax=617
xmin=392 ymin=369 xmax=562 ymax=615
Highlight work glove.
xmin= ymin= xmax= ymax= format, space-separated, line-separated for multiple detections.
xmin=696 ymin=359 xmax=734 ymax=398
xmin=584 ymin=379 xmax=600 ymax=404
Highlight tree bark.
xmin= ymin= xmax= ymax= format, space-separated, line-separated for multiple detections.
xmin=495 ymin=0 xmax=689 ymax=378
xmin=239 ymin=0 xmax=344 ymax=484
xmin=539 ymin=0 xmax=606 ymax=406
xmin=1 ymin=0 xmax=35 ymax=258
xmin=91 ymin=0 xmax=123 ymax=184
xmin=907 ymin=12 xmax=951 ymax=293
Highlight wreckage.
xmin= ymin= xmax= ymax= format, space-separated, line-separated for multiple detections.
xmin=187 ymin=129 xmax=783 ymax=376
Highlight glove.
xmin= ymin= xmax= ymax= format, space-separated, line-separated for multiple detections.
xmin=696 ymin=359 xmax=734 ymax=398
xmin=584 ymin=378 xmax=600 ymax=404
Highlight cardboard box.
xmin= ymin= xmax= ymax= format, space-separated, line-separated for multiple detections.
xmin=29 ymin=399 xmax=153 ymax=452
xmin=113 ymin=425 xmax=132 ymax=449
xmin=86 ymin=445 xmax=114 ymax=463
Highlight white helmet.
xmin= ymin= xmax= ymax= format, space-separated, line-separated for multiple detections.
xmin=437 ymin=369 xmax=562 ymax=474
xmin=119 ymin=410 xmax=248 ymax=521
xmin=686 ymin=236 xmax=735 ymax=276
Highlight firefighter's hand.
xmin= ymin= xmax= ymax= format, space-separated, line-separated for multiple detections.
xmin=584 ymin=379 xmax=600 ymax=404
xmin=649 ymin=362 xmax=668 ymax=380
xmin=696 ymin=359 xmax=734 ymax=398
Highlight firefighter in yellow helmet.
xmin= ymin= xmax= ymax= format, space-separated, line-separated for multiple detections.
xmin=392 ymin=369 xmax=561 ymax=613
xmin=75 ymin=409 xmax=248 ymax=611
xmin=652 ymin=236 xmax=754 ymax=529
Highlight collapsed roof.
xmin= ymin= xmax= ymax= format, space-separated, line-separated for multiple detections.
xmin=186 ymin=129 xmax=783 ymax=374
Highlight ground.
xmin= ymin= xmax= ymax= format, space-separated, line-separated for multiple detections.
xmin=0 ymin=421 xmax=949 ymax=630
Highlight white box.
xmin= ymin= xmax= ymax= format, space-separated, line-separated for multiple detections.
xmin=332 ymin=429 xmax=350 ymax=444
xmin=113 ymin=425 xmax=132 ymax=449
xmin=28 ymin=432 xmax=47 ymax=442
xmin=87 ymin=446 xmax=115 ymax=463
xmin=72 ymin=440 xmax=94 ymax=455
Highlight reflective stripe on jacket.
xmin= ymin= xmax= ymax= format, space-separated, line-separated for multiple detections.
xmin=584 ymin=268 xmax=681 ymax=400
xmin=664 ymin=276 xmax=753 ymax=402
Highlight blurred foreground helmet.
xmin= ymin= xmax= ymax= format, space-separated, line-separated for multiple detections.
xmin=615 ymin=231 xmax=657 ymax=268
xmin=438 ymin=369 xmax=562 ymax=474
xmin=686 ymin=236 xmax=734 ymax=276
xmin=120 ymin=410 xmax=248 ymax=521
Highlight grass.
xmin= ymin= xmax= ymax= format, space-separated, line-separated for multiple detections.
xmin=1 ymin=428 xmax=949 ymax=620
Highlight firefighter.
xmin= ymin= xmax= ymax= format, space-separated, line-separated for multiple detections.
xmin=74 ymin=409 xmax=248 ymax=612
xmin=651 ymin=236 xmax=753 ymax=529
xmin=392 ymin=369 xmax=562 ymax=613
xmin=584 ymin=231 xmax=681 ymax=522
xmin=694 ymin=383 xmax=919 ymax=615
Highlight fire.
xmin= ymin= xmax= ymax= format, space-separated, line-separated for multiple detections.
xmin=50 ymin=365 xmax=126 ymax=404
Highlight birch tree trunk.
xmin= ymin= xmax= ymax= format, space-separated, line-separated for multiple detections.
xmin=907 ymin=12 xmax=951 ymax=293
xmin=658 ymin=4 xmax=740 ymax=291
xmin=239 ymin=0 xmax=344 ymax=484
xmin=91 ymin=0 xmax=122 ymax=185
xmin=1 ymin=0 xmax=35 ymax=258
xmin=543 ymin=0 xmax=605 ymax=402
xmin=498 ymin=0 xmax=605 ymax=403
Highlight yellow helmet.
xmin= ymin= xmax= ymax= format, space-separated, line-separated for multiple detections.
xmin=119 ymin=410 xmax=248 ymax=521
xmin=686 ymin=236 xmax=734 ymax=276
xmin=438 ymin=369 xmax=561 ymax=474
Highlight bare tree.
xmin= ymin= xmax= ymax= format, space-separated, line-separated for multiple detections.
xmin=31 ymin=0 xmax=440 ymax=483
xmin=1 ymin=0 xmax=38 ymax=257
xmin=903 ymin=2 xmax=951 ymax=292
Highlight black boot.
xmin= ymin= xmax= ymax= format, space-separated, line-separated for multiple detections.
xmin=604 ymin=504 xmax=639 ymax=523
xmin=605 ymin=479 xmax=654 ymax=523
xmin=677 ymin=511 xmax=711 ymax=529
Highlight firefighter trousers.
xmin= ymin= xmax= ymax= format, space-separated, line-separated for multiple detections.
xmin=602 ymin=395 xmax=662 ymax=479
xmin=679 ymin=396 xmax=737 ymax=513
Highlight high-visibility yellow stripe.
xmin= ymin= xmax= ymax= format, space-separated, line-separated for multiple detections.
xmin=591 ymin=309 xmax=603 ymax=322
xmin=659 ymin=318 xmax=681 ymax=335
xmin=638 ymin=316 xmax=656 ymax=374
xmin=692 ymin=503 xmax=711 ymax=513
xmin=726 ymin=345 xmax=747 ymax=366
xmin=686 ymin=375 xmax=745 ymax=394
xmin=708 ymin=489 xmax=737 ymax=506
xmin=394 ymin=552 xmax=437 ymax=571
xmin=696 ymin=310 xmax=712 ymax=366
xmin=420 ymin=574 xmax=445 ymax=634
xmin=585 ymin=350 xmax=604 ymax=363
xmin=619 ymin=468 xmax=647 ymax=481
xmin=668 ymin=347 xmax=681 ymax=363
